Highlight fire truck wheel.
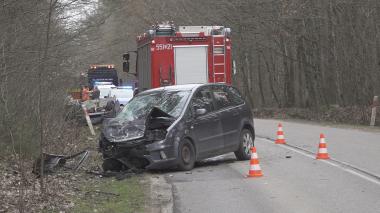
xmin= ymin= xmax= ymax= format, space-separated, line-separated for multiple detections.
xmin=178 ymin=139 xmax=195 ymax=171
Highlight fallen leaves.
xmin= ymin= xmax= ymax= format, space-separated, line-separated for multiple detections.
xmin=0 ymin=150 xmax=104 ymax=212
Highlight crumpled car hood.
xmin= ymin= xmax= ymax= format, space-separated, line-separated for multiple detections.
xmin=102 ymin=107 xmax=174 ymax=143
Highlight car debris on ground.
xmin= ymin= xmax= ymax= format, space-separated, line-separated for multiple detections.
xmin=33 ymin=150 xmax=89 ymax=176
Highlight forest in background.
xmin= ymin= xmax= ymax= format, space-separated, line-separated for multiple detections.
xmin=0 ymin=1 xmax=111 ymax=211
xmin=89 ymin=0 xmax=380 ymax=109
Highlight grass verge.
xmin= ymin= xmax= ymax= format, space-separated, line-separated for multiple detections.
xmin=71 ymin=176 xmax=147 ymax=213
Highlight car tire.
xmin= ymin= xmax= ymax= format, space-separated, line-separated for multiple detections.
xmin=177 ymin=139 xmax=196 ymax=171
xmin=234 ymin=129 xmax=254 ymax=160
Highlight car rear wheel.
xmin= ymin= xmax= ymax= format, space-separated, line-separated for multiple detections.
xmin=178 ymin=139 xmax=196 ymax=171
xmin=234 ymin=129 xmax=254 ymax=160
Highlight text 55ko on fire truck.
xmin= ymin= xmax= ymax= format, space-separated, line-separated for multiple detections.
xmin=122 ymin=22 xmax=234 ymax=91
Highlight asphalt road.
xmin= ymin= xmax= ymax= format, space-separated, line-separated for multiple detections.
xmin=254 ymin=119 xmax=380 ymax=176
xmin=165 ymin=119 xmax=380 ymax=213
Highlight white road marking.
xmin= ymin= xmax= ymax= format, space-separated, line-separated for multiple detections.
xmin=257 ymin=137 xmax=380 ymax=186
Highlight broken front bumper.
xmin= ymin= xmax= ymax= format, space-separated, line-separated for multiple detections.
xmin=99 ymin=136 xmax=179 ymax=170
xmin=144 ymin=140 xmax=178 ymax=169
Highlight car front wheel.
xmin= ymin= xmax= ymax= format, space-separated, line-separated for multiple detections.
xmin=177 ymin=139 xmax=196 ymax=171
xmin=234 ymin=129 xmax=254 ymax=160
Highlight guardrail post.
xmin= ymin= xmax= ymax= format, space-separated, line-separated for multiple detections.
xmin=370 ymin=96 xmax=379 ymax=126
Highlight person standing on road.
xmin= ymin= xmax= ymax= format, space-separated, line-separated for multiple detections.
xmin=92 ymin=86 xmax=100 ymax=100
xmin=81 ymin=86 xmax=90 ymax=102
xmin=91 ymin=86 xmax=101 ymax=108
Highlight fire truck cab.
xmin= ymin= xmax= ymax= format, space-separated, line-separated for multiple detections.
xmin=123 ymin=22 xmax=232 ymax=90
xmin=87 ymin=64 xmax=119 ymax=89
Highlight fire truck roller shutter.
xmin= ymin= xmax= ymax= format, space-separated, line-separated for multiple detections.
xmin=174 ymin=45 xmax=208 ymax=84
xmin=137 ymin=44 xmax=151 ymax=90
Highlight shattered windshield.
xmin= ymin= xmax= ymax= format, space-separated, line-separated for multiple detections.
xmin=116 ymin=90 xmax=191 ymax=122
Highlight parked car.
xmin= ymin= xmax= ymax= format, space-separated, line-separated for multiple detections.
xmin=99 ymin=83 xmax=255 ymax=171
xmin=108 ymin=86 xmax=134 ymax=106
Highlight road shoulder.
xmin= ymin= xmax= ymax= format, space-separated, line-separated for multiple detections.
xmin=146 ymin=173 xmax=174 ymax=213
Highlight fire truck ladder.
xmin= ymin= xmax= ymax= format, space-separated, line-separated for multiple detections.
xmin=212 ymin=35 xmax=226 ymax=83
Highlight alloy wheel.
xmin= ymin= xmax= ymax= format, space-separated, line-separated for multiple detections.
xmin=242 ymin=132 xmax=253 ymax=155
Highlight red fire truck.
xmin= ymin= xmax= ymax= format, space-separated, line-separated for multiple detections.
xmin=122 ymin=22 xmax=233 ymax=90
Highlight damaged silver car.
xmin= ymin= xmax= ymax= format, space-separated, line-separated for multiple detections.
xmin=99 ymin=83 xmax=255 ymax=171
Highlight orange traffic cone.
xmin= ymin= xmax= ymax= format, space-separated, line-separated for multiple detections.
xmin=316 ymin=133 xmax=330 ymax=159
xmin=247 ymin=147 xmax=263 ymax=178
xmin=275 ymin=123 xmax=286 ymax=144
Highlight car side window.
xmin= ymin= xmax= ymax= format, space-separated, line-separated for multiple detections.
xmin=226 ymin=87 xmax=245 ymax=105
xmin=184 ymin=106 xmax=193 ymax=121
xmin=212 ymin=86 xmax=234 ymax=109
xmin=191 ymin=87 xmax=214 ymax=114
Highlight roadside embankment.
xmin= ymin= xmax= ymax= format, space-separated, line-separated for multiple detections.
xmin=253 ymin=106 xmax=378 ymax=126
xmin=0 ymin=125 xmax=161 ymax=213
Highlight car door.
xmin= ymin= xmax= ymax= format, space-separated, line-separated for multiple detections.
xmin=190 ymin=86 xmax=224 ymax=159
xmin=212 ymin=85 xmax=242 ymax=152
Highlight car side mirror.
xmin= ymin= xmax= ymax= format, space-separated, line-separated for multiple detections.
xmin=123 ymin=61 xmax=129 ymax=73
xmin=123 ymin=53 xmax=130 ymax=61
xmin=195 ymin=108 xmax=207 ymax=116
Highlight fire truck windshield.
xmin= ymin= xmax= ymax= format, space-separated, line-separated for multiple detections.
xmin=87 ymin=67 xmax=118 ymax=89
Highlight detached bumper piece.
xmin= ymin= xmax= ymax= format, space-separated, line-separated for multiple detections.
xmin=33 ymin=150 xmax=89 ymax=176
